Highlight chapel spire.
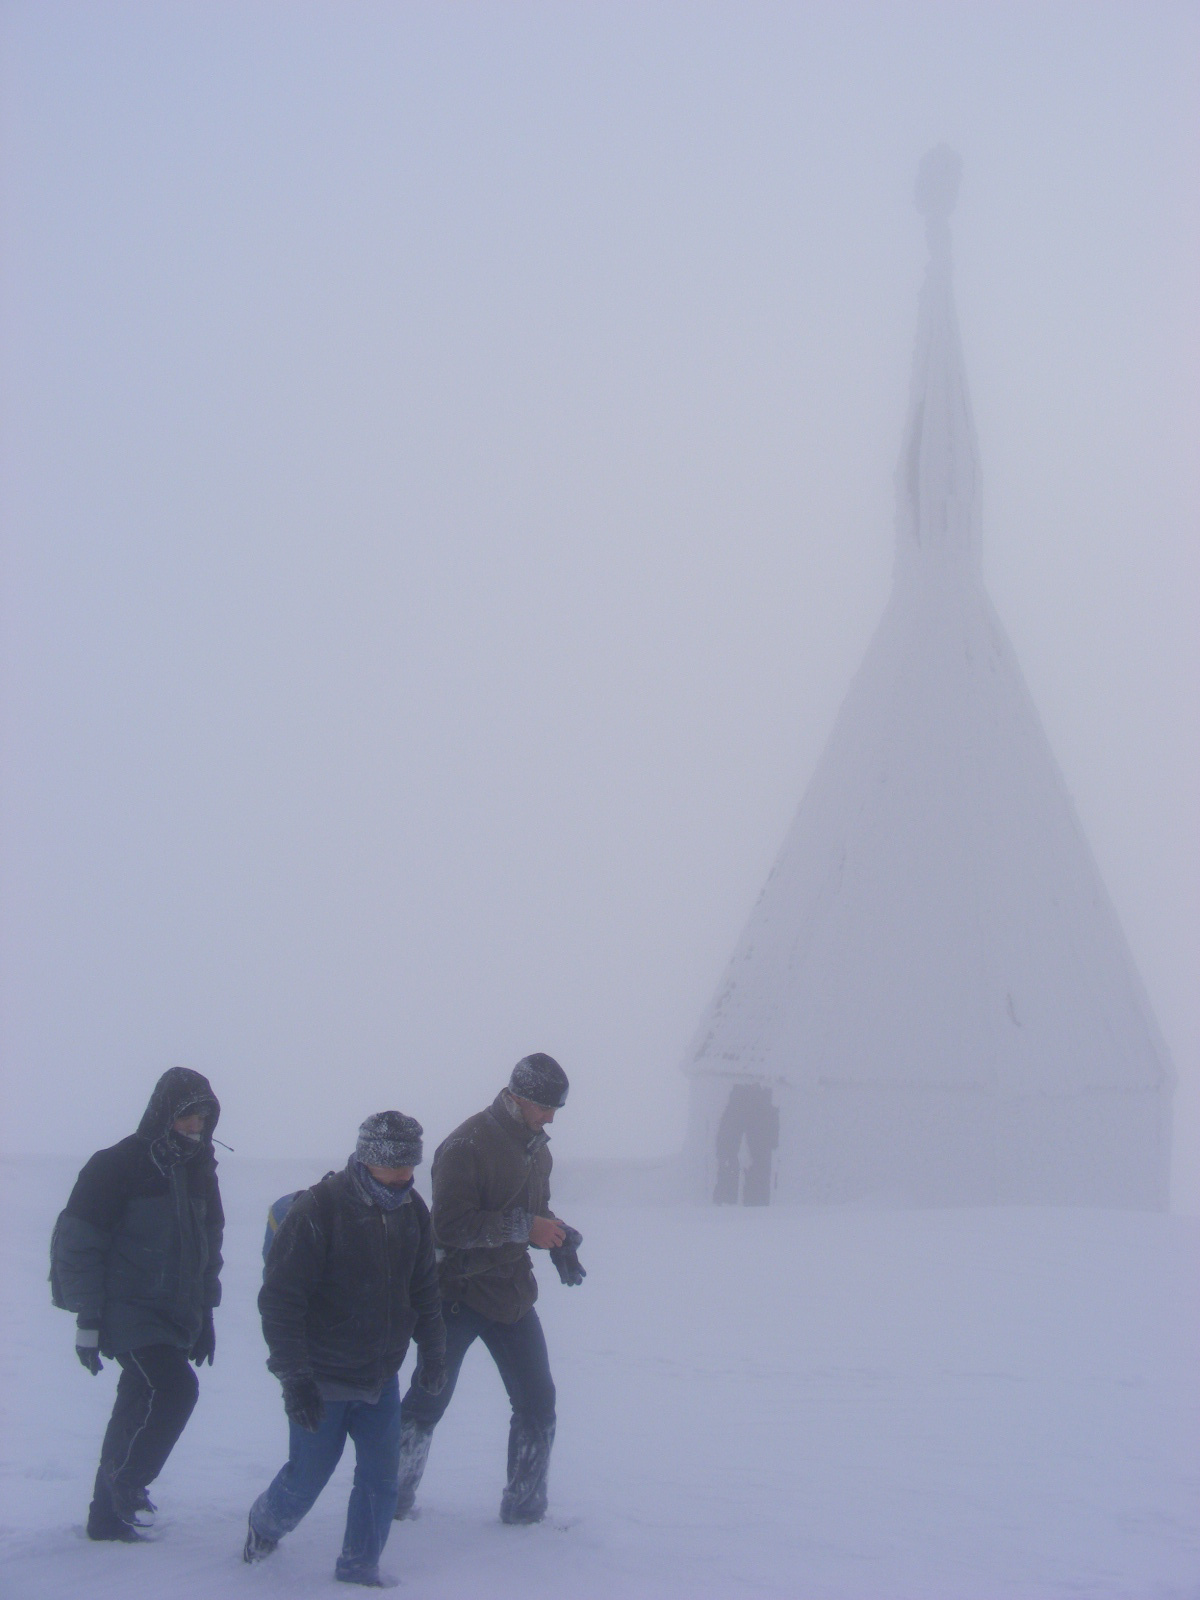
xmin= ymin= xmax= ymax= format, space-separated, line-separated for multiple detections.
xmin=895 ymin=145 xmax=981 ymax=575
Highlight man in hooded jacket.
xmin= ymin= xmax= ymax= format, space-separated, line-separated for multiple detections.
xmin=50 ymin=1066 xmax=224 ymax=1541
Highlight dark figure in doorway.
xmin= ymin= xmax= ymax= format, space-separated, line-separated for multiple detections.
xmin=713 ymin=1082 xmax=779 ymax=1205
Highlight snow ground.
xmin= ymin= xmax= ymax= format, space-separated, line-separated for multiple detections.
xmin=2 ymin=1155 xmax=1198 ymax=1600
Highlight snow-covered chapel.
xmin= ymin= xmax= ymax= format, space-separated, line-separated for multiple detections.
xmin=681 ymin=149 xmax=1173 ymax=1209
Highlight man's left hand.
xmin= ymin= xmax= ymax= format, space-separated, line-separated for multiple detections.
xmin=549 ymin=1224 xmax=586 ymax=1287
xmin=190 ymin=1309 xmax=216 ymax=1367
xmin=529 ymin=1215 xmax=566 ymax=1249
xmin=75 ymin=1326 xmax=103 ymax=1375
xmin=415 ymin=1353 xmax=447 ymax=1395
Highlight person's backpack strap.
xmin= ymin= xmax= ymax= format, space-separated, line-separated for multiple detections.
xmin=262 ymin=1172 xmax=338 ymax=1264
xmin=49 ymin=1212 xmax=70 ymax=1309
xmin=262 ymin=1192 xmax=297 ymax=1264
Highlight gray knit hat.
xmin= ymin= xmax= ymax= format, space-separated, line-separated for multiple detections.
xmin=356 ymin=1111 xmax=423 ymax=1168
xmin=507 ymin=1053 xmax=569 ymax=1109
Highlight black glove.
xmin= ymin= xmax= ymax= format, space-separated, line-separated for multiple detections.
xmin=282 ymin=1374 xmax=325 ymax=1432
xmin=415 ymin=1353 xmax=447 ymax=1395
xmin=549 ymin=1224 xmax=586 ymax=1287
xmin=75 ymin=1327 xmax=103 ymax=1375
xmin=190 ymin=1308 xmax=216 ymax=1367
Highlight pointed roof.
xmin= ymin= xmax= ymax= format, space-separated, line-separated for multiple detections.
xmin=684 ymin=151 xmax=1173 ymax=1111
xmin=898 ymin=144 xmax=980 ymax=575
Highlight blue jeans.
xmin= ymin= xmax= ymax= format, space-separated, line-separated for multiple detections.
xmin=251 ymin=1373 xmax=401 ymax=1582
xmin=396 ymin=1303 xmax=555 ymax=1522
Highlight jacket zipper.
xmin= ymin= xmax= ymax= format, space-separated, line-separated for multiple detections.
xmin=381 ymin=1210 xmax=392 ymax=1385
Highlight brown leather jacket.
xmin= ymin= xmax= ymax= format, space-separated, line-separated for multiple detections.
xmin=431 ymin=1091 xmax=556 ymax=1324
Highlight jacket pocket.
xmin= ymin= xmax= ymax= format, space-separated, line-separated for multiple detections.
xmin=110 ymin=1196 xmax=177 ymax=1304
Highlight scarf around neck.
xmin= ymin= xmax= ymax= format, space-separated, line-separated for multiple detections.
xmin=348 ymin=1155 xmax=414 ymax=1211
xmin=148 ymin=1127 xmax=205 ymax=1176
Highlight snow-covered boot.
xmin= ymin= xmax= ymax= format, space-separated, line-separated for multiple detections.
xmin=499 ymin=1416 xmax=555 ymax=1524
xmin=393 ymin=1419 xmax=433 ymax=1519
xmin=243 ymin=1517 xmax=278 ymax=1563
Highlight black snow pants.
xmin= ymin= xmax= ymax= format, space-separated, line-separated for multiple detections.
xmin=88 ymin=1345 xmax=199 ymax=1536
xmin=395 ymin=1302 xmax=555 ymax=1523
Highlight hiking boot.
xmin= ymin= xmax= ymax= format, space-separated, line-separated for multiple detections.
xmin=109 ymin=1479 xmax=153 ymax=1528
xmin=499 ymin=1496 xmax=546 ymax=1525
xmin=498 ymin=1417 xmax=552 ymax=1526
xmin=87 ymin=1516 xmax=145 ymax=1543
xmin=243 ymin=1519 xmax=278 ymax=1564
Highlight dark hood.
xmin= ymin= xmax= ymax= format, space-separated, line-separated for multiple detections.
xmin=136 ymin=1067 xmax=221 ymax=1142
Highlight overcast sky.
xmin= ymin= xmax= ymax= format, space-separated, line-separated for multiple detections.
xmin=1 ymin=2 xmax=1196 ymax=1201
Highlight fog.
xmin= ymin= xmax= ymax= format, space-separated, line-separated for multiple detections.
xmin=1 ymin=3 xmax=1196 ymax=1200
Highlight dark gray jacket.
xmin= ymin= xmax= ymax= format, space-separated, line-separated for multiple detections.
xmin=432 ymin=1091 xmax=556 ymax=1324
xmin=259 ymin=1159 xmax=445 ymax=1393
xmin=50 ymin=1068 xmax=223 ymax=1356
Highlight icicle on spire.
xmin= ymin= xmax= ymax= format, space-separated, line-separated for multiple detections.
xmin=895 ymin=144 xmax=981 ymax=576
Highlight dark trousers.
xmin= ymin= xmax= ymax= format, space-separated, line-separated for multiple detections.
xmin=396 ymin=1302 xmax=555 ymax=1522
xmin=88 ymin=1345 xmax=199 ymax=1535
xmin=250 ymin=1373 xmax=401 ymax=1583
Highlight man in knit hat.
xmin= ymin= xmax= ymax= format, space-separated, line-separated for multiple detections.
xmin=393 ymin=1053 xmax=586 ymax=1527
xmin=245 ymin=1110 xmax=446 ymax=1588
